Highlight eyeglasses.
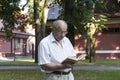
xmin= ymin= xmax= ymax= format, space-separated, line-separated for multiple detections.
xmin=56 ymin=31 xmax=68 ymax=35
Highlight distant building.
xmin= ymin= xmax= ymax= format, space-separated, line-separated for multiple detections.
xmin=47 ymin=4 xmax=120 ymax=59
xmin=0 ymin=20 xmax=35 ymax=57
xmin=1 ymin=3 xmax=119 ymax=59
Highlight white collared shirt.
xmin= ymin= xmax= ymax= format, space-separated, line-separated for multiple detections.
xmin=38 ymin=33 xmax=75 ymax=73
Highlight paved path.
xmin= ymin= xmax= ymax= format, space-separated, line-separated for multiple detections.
xmin=0 ymin=66 xmax=40 ymax=70
xmin=1 ymin=56 xmax=120 ymax=70
xmin=73 ymin=65 xmax=120 ymax=70
xmin=0 ymin=65 xmax=120 ymax=70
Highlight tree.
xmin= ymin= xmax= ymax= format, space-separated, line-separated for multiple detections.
xmin=0 ymin=0 xmax=51 ymax=63
xmin=1 ymin=0 xmax=116 ymax=63
xmin=34 ymin=0 xmax=51 ymax=63
xmin=0 ymin=0 xmax=30 ymax=40
xmin=0 ymin=0 xmax=20 ymax=40
xmin=55 ymin=0 xmax=106 ymax=63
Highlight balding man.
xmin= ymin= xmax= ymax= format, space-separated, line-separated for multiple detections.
xmin=38 ymin=20 xmax=76 ymax=80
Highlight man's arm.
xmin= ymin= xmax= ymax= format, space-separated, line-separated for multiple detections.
xmin=40 ymin=63 xmax=74 ymax=71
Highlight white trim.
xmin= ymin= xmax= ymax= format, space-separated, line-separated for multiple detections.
xmin=96 ymin=50 xmax=120 ymax=54
xmin=75 ymin=50 xmax=120 ymax=54
xmin=75 ymin=50 xmax=85 ymax=54
xmin=15 ymin=52 xmax=22 ymax=54
xmin=0 ymin=52 xmax=12 ymax=54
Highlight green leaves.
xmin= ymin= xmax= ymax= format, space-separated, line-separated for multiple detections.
xmin=0 ymin=0 xmax=20 ymax=40
xmin=0 ymin=0 xmax=29 ymax=40
xmin=56 ymin=0 xmax=107 ymax=35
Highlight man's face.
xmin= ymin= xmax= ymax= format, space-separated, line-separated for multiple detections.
xmin=53 ymin=26 xmax=67 ymax=41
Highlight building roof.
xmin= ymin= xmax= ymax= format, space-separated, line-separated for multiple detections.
xmin=13 ymin=30 xmax=34 ymax=36
xmin=0 ymin=20 xmax=34 ymax=37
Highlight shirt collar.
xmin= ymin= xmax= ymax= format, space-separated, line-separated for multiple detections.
xmin=49 ymin=32 xmax=65 ymax=43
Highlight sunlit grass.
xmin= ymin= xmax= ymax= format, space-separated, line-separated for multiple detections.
xmin=95 ymin=59 xmax=120 ymax=66
xmin=77 ymin=59 xmax=120 ymax=66
xmin=0 ymin=70 xmax=44 ymax=80
xmin=0 ymin=69 xmax=120 ymax=80
xmin=74 ymin=70 xmax=120 ymax=80
xmin=0 ymin=59 xmax=37 ymax=66
xmin=17 ymin=59 xmax=35 ymax=62
xmin=1 ymin=58 xmax=120 ymax=80
xmin=1 ymin=58 xmax=120 ymax=66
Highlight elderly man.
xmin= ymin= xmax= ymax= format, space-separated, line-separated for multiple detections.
xmin=38 ymin=20 xmax=76 ymax=80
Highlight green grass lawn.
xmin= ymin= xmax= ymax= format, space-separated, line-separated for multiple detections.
xmin=0 ymin=69 xmax=120 ymax=80
xmin=1 ymin=58 xmax=120 ymax=66
xmin=0 ymin=70 xmax=44 ymax=80
xmin=0 ymin=59 xmax=37 ymax=66
xmin=74 ymin=70 xmax=120 ymax=80
xmin=1 ymin=58 xmax=120 ymax=80
xmin=77 ymin=59 xmax=120 ymax=66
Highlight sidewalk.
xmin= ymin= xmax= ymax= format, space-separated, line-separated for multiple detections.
xmin=0 ymin=57 xmax=13 ymax=62
xmin=0 ymin=65 xmax=120 ymax=70
xmin=0 ymin=56 xmax=33 ymax=62
xmin=73 ymin=65 xmax=120 ymax=70
xmin=1 ymin=56 xmax=120 ymax=70
xmin=0 ymin=65 xmax=40 ymax=70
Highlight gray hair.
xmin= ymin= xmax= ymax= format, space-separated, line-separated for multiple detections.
xmin=53 ymin=20 xmax=68 ymax=29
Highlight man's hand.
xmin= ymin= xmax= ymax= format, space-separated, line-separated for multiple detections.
xmin=62 ymin=62 xmax=75 ymax=68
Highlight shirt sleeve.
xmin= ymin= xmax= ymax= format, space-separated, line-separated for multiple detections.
xmin=38 ymin=42 xmax=51 ymax=65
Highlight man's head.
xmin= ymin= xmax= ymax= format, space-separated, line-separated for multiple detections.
xmin=52 ymin=20 xmax=68 ymax=41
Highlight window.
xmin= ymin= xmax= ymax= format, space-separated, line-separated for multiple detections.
xmin=14 ymin=38 xmax=20 ymax=49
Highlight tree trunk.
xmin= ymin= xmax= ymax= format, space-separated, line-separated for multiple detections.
xmin=86 ymin=23 xmax=96 ymax=63
xmin=34 ymin=0 xmax=41 ymax=63
xmin=64 ymin=0 xmax=75 ymax=45
xmin=89 ymin=34 xmax=96 ymax=63
xmin=34 ymin=0 xmax=50 ymax=63
xmin=85 ymin=36 xmax=90 ymax=59
xmin=41 ymin=0 xmax=50 ymax=37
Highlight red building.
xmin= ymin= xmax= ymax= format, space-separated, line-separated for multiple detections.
xmin=1 ymin=2 xmax=119 ymax=59
xmin=0 ymin=20 xmax=35 ymax=58
xmin=47 ymin=4 xmax=120 ymax=59
xmin=74 ymin=21 xmax=120 ymax=59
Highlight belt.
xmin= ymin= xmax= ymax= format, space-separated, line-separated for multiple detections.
xmin=51 ymin=71 xmax=71 ymax=75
